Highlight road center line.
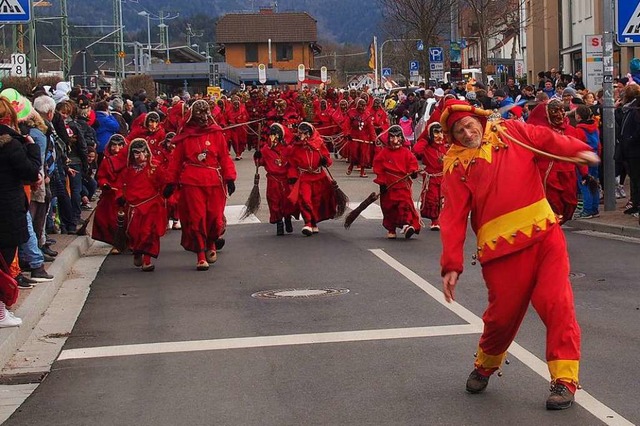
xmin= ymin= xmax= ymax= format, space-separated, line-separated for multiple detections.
xmin=57 ymin=324 xmax=480 ymax=361
xmin=369 ymin=249 xmax=634 ymax=426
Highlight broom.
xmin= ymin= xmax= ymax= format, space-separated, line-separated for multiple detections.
xmin=113 ymin=209 xmax=128 ymax=252
xmin=344 ymin=172 xmax=413 ymax=229
xmin=240 ymin=166 xmax=261 ymax=220
xmin=76 ymin=208 xmax=98 ymax=236
xmin=323 ymin=166 xmax=349 ymax=218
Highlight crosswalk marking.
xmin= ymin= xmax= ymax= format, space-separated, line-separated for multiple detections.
xmin=623 ymin=3 xmax=640 ymax=35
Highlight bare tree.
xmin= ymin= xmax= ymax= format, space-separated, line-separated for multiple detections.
xmin=377 ymin=0 xmax=453 ymax=82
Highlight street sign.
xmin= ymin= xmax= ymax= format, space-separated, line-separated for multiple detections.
xmin=409 ymin=61 xmax=419 ymax=72
xmin=410 ymin=70 xmax=419 ymax=77
xmin=428 ymin=47 xmax=443 ymax=62
xmin=258 ymin=63 xmax=267 ymax=84
xmin=431 ymin=71 xmax=444 ymax=81
xmin=583 ymin=35 xmax=603 ymax=90
xmin=416 ymin=40 xmax=424 ymax=51
xmin=615 ymin=0 xmax=640 ymax=46
xmin=10 ymin=53 xmax=27 ymax=77
xmin=320 ymin=66 xmax=328 ymax=83
xmin=297 ymin=64 xmax=305 ymax=82
xmin=0 ymin=0 xmax=31 ymax=23
xmin=382 ymin=68 xmax=392 ymax=77
xmin=429 ymin=63 xmax=444 ymax=71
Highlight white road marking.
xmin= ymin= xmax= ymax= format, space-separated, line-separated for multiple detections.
xmin=224 ymin=205 xmax=260 ymax=224
xmin=346 ymin=202 xmax=383 ymax=219
xmin=572 ymin=229 xmax=640 ymax=244
xmin=369 ymin=249 xmax=634 ymax=426
xmin=57 ymin=324 xmax=480 ymax=360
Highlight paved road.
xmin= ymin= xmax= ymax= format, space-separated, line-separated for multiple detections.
xmin=5 ymin=159 xmax=640 ymax=425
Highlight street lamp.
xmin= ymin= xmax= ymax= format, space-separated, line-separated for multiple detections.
xmin=138 ymin=11 xmax=151 ymax=69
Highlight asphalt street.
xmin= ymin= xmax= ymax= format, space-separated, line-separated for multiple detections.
xmin=4 ymin=158 xmax=640 ymax=425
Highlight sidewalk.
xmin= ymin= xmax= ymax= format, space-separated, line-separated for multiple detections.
xmin=567 ymin=197 xmax=640 ymax=239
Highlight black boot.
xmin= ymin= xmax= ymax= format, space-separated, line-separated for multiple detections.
xmin=276 ymin=220 xmax=284 ymax=236
xmin=284 ymin=216 xmax=293 ymax=233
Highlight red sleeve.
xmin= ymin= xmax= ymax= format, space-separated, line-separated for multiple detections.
xmin=439 ymin=172 xmax=472 ymax=276
xmin=506 ymin=121 xmax=592 ymax=160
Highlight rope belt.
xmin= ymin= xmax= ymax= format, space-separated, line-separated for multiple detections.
xmin=298 ymin=167 xmax=323 ymax=174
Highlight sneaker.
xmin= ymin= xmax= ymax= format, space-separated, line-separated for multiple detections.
xmin=403 ymin=225 xmax=416 ymax=239
xmin=466 ymin=369 xmax=490 ymax=394
xmin=546 ymin=382 xmax=575 ymax=410
xmin=623 ymin=206 xmax=638 ymax=215
xmin=430 ymin=221 xmax=440 ymax=231
xmin=205 ymin=250 xmax=217 ymax=264
xmin=0 ymin=313 xmax=22 ymax=328
xmin=172 ymin=220 xmax=182 ymax=230
xmin=312 ymin=226 xmax=319 ymax=234
xmin=81 ymin=204 xmax=93 ymax=211
xmin=302 ymin=226 xmax=313 ymax=236
xmin=574 ymin=212 xmax=594 ymax=219
xmin=43 ymin=254 xmax=56 ymax=263
xmin=16 ymin=274 xmax=36 ymax=289
xmin=196 ymin=260 xmax=210 ymax=271
xmin=141 ymin=263 xmax=155 ymax=272
xmin=387 ymin=232 xmax=397 ymax=239
xmin=30 ymin=266 xmax=54 ymax=282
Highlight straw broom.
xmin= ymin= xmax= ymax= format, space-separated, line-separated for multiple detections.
xmin=76 ymin=208 xmax=97 ymax=236
xmin=344 ymin=172 xmax=413 ymax=229
xmin=323 ymin=166 xmax=349 ymax=218
xmin=240 ymin=122 xmax=263 ymax=220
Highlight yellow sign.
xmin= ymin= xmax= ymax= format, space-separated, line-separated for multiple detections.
xmin=207 ymin=86 xmax=221 ymax=99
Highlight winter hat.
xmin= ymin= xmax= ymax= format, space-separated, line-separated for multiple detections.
xmin=494 ymin=89 xmax=506 ymax=98
xmin=465 ymin=91 xmax=477 ymax=101
xmin=630 ymin=58 xmax=640 ymax=74
xmin=562 ymin=87 xmax=577 ymax=97
xmin=434 ymin=88 xmax=445 ymax=97
xmin=53 ymin=81 xmax=71 ymax=104
xmin=508 ymin=105 xmax=523 ymax=118
xmin=1 ymin=88 xmax=33 ymax=121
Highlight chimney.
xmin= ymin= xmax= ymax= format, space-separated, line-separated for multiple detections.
xmin=259 ymin=7 xmax=273 ymax=14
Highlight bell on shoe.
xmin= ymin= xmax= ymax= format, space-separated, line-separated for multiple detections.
xmin=466 ymin=369 xmax=490 ymax=394
xmin=546 ymin=382 xmax=575 ymax=410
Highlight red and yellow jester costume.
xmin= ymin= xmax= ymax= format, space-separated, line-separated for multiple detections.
xmin=438 ymin=100 xmax=595 ymax=405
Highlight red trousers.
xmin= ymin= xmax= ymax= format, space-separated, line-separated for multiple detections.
xmin=295 ymin=177 xmax=336 ymax=226
xmin=476 ymin=225 xmax=580 ymax=386
xmin=419 ymin=177 xmax=442 ymax=220
xmin=126 ymin=196 xmax=167 ymax=258
xmin=228 ymin=128 xmax=247 ymax=157
xmin=91 ymin=188 xmax=119 ymax=245
xmin=266 ymin=175 xmax=298 ymax=224
xmin=178 ymin=185 xmax=226 ymax=253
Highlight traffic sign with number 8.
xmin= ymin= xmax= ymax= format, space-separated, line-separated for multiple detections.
xmin=11 ymin=53 xmax=27 ymax=77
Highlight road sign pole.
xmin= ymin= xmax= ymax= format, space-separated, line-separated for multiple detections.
xmin=603 ymin=0 xmax=616 ymax=211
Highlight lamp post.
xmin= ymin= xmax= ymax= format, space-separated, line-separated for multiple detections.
xmin=379 ymin=38 xmax=422 ymax=88
xmin=138 ymin=11 xmax=151 ymax=70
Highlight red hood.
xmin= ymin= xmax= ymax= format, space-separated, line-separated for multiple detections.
xmin=526 ymin=101 xmax=570 ymax=130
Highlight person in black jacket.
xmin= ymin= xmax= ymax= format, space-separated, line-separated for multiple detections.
xmin=0 ymin=96 xmax=41 ymax=326
xmin=617 ymin=85 xmax=640 ymax=216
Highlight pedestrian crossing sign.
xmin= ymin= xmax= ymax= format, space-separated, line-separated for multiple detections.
xmin=0 ymin=0 xmax=30 ymax=23
xmin=616 ymin=0 xmax=640 ymax=46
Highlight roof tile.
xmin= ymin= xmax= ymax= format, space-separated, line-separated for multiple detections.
xmin=217 ymin=12 xmax=317 ymax=44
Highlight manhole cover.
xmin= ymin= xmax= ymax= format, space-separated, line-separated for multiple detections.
xmin=569 ymin=272 xmax=585 ymax=279
xmin=252 ymin=288 xmax=349 ymax=299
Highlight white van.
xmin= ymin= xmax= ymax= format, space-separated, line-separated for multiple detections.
xmin=444 ymin=68 xmax=482 ymax=84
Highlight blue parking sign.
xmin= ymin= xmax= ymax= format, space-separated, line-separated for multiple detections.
xmin=0 ymin=0 xmax=31 ymax=23
xmin=616 ymin=0 xmax=640 ymax=46
xmin=409 ymin=61 xmax=419 ymax=72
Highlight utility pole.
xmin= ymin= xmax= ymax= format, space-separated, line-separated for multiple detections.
xmin=61 ymin=0 xmax=71 ymax=79
xmin=602 ymin=0 xmax=615 ymax=211
xmin=113 ymin=0 xmax=125 ymax=91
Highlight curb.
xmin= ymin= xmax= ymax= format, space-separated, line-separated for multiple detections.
xmin=0 ymin=236 xmax=91 ymax=370
xmin=566 ymin=219 xmax=640 ymax=239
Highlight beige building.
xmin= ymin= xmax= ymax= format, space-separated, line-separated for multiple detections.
xmin=525 ymin=0 xmax=640 ymax=83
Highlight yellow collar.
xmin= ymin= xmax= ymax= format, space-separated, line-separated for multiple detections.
xmin=443 ymin=120 xmax=508 ymax=173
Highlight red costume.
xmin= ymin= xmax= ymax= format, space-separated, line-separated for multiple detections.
xmin=439 ymin=101 xmax=593 ymax=402
xmin=256 ymin=124 xmax=299 ymax=227
xmin=373 ymin=126 xmax=421 ymax=237
xmin=117 ymin=140 xmax=167 ymax=260
xmin=287 ymin=124 xmax=337 ymax=233
xmin=167 ymin=100 xmax=237 ymax=268
xmin=225 ymin=98 xmax=249 ymax=159
xmin=92 ymin=136 xmax=126 ymax=246
xmin=413 ymin=123 xmax=448 ymax=225
xmin=527 ymin=101 xmax=585 ymax=223
xmin=164 ymin=102 xmax=187 ymax=134
xmin=343 ymin=99 xmax=377 ymax=177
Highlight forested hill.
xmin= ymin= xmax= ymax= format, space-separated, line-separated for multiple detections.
xmin=57 ymin=0 xmax=381 ymax=45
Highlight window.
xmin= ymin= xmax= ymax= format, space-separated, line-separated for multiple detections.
xmin=276 ymin=43 xmax=293 ymax=61
xmin=245 ymin=44 xmax=258 ymax=63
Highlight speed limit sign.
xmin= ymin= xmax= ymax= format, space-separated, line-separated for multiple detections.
xmin=11 ymin=53 xmax=27 ymax=77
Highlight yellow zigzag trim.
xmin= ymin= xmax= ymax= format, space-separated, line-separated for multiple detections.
xmin=443 ymin=120 xmax=508 ymax=174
